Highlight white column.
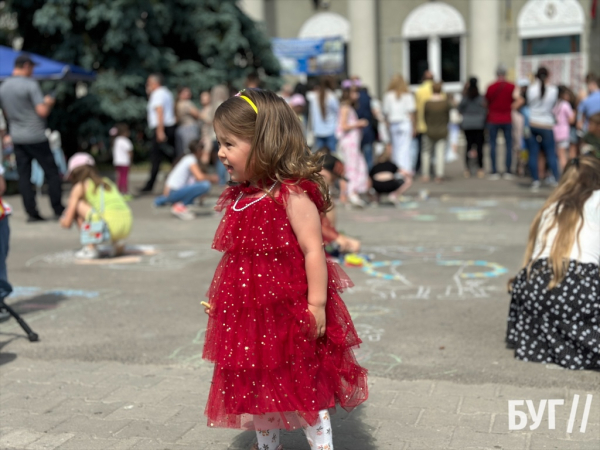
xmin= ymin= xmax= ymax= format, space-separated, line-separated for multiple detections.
xmin=469 ymin=0 xmax=499 ymax=88
xmin=349 ymin=0 xmax=378 ymax=94
xmin=429 ymin=37 xmax=441 ymax=81
xmin=239 ymin=0 xmax=265 ymax=23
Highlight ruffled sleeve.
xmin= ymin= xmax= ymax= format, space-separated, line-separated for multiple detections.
xmin=278 ymin=179 xmax=327 ymax=213
xmin=214 ymin=185 xmax=242 ymax=212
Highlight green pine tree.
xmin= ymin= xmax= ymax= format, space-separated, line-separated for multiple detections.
xmin=0 ymin=0 xmax=281 ymax=155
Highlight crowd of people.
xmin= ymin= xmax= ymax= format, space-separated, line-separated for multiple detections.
xmin=1 ymin=52 xmax=599 ymax=260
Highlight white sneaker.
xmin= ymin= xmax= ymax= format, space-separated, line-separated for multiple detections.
xmin=502 ymin=173 xmax=514 ymax=180
xmin=530 ymin=180 xmax=541 ymax=192
xmin=348 ymin=194 xmax=366 ymax=208
xmin=488 ymin=173 xmax=501 ymax=181
xmin=75 ymin=246 xmax=100 ymax=260
xmin=171 ymin=202 xmax=195 ymax=220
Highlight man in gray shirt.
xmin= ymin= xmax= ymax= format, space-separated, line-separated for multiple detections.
xmin=0 ymin=54 xmax=64 ymax=222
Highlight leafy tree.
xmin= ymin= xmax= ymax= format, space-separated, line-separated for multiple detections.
xmin=0 ymin=0 xmax=281 ymax=155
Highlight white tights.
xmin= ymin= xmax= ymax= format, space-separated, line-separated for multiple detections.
xmin=254 ymin=409 xmax=333 ymax=450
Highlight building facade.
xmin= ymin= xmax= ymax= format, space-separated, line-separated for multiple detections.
xmin=240 ymin=0 xmax=600 ymax=96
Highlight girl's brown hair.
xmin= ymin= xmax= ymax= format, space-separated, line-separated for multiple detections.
xmin=317 ymin=76 xmax=336 ymax=119
xmin=387 ymin=74 xmax=408 ymax=98
xmin=340 ymin=86 xmax=359 ymax=108
xmin=70 ymin=165 xmax=111 ymax=193
xmin=214 ymin=89 xmax=331 ymax=211
xmin=523 ymin=155 xmax=600 ymax=289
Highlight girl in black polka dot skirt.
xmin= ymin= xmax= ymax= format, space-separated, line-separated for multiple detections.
xmin=506 ymin=156 xmax=600 ymax=370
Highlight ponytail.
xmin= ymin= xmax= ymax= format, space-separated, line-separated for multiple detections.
xmin=536 ymin=67 xmax=549 ymax=98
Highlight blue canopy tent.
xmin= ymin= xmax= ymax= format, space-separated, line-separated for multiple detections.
xmin=0 ymin=46 xmax=96 ymax=81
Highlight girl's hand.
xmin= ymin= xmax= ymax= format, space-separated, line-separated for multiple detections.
xmin=201 ymin=301 xmax=211 ymax=315
xmin=356 ymin=119 xmax=369 ymax=128
xmin=59 ymin=216 xmax=70 ymax=228
xmin=308 ymin=303 xmax=326 ymax=339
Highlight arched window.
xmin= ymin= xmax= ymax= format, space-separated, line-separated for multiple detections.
xmin=401 ymin=2 xmax=466 ymax=89
xmin=517 ymin=0 xmax=586 ymax=91
xmin=298 ymin=12 xmax=350 ymax=42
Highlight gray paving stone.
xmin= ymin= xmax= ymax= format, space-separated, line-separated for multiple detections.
xmin=392 ymin=425 xmax=454 ymax=449
xmin=113 ymin=420 xmax=195 ymax=443
xmin=52 ymin=415 xmax=131 ymax=439
xmin=529 ymin=435 xmax=600 ymax=450
xmin=361 ymin=404 xmax=422 ymax=425
xmin=164 ymin=406 xmax=203 ymax=424
xmin=100 ymin=385 xmax=173 ymax=405
xmin=450 ymin=427 xmax=528 ymax=450
xmin=433 ymin=382 xmax=498 ymax=399
xmin=1 ymin=395 xmax=68 ymax=414
xmin=51 ymin=383 xmax=119 ymax=401
xmin=0 ymin=411 xmax=71 ymax=433
xmin=459 ymin=395 xmax=511 ymax=415
xmin=417 ymin=410 xmax=492 ymax=431
xmin=158 ymin=391 xmax=207 ymax=408
xmin=0 ymin=429 xmax=45 ymax=449
xmin=55 ymin=436 xmax=116 ymax=450
xmin=25 ymin=432 xmax=74 ymax=450
xmin=104 ymin=404 xmax=183 ymax=424
xmin=50 ymin=399 xmax=127 ymax=419
xmin=96 ymin=374 xmax=165 ymax=390
xmin=394 ymin=391 xmax=462 ymax=413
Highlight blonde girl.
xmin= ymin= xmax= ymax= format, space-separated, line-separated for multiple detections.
xmin=336 ymin=84 xmax=369 ymax=207
xmin=202 ymin=89 xmax=367 ymax=450
xmin=60 ymin=153 xmax=132 ymax=259
xmin=383 ymin=74 xmax=416 ymax=199
xmin=506 ymin=155 xmax=600 ymax=369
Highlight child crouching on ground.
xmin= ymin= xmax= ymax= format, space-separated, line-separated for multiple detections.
xmin=154 ymin=140 xmax=218 ymax=220
xmin=60 ymin=153 xmax=133 ymax=259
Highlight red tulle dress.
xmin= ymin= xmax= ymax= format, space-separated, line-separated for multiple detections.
xmin=202 ymin=179 xmax=368 ymax=430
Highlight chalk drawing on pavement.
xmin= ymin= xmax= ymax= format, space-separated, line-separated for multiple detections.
xmin=0 ymin=286 xmax=120 ymax=332
xmin=355 ymin=323 xmax=386 ymax=342
xmin=26 ymin=244 xmax=215 ymax=271
xmin=167 ymin=328 xmax=208 ymax=368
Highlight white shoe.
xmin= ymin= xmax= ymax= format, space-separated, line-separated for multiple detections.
xmin=488 ymin=173 xmax=501 ymax=181
xmin=75 ymin=246 xmax=99 ymax=260
xmin=171 ymin=203 xmax=195 ymax=220
xmin=530 ymin=180 xmax=541 ymax=192
xmin=348 ymin=194 xmax=366 ymax=208
xmin=502 ymin=173 xmax=514 ymax=180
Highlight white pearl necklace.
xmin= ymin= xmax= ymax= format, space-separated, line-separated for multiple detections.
xmin=232 ymin=182 xmax=278 ymax=212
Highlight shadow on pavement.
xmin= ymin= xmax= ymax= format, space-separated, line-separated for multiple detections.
xmin=3 ymin=293 xmax=68 ymax=315
xmin=228 ymin=405 xmax=374 ymax=450
xmin=0 ymin=337 xmax=19 ymax=366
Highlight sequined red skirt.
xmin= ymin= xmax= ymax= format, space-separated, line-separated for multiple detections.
xmin=202 ymin=258 xmax=368 ymax=430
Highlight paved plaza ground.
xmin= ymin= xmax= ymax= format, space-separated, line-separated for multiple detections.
xmin=0 ymin=162 xmax=598 ymax=450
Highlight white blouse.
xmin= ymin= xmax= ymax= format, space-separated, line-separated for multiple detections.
xmin=533 ymin=190 xmax=600 ymax=265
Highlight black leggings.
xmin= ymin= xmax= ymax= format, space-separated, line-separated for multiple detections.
xmin=464 ymin=129 xmax=484 ymax=169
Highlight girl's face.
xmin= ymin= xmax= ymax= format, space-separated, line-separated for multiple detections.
xmin=200 ymin=91 xmax=211 ymax=106
xmin=179 ymin=88 xmax=191 ymax=100
xmin=215 ymin=125 xmax=252 ymax=182
xmin=350 ymin=89 xmax=360 ymax=102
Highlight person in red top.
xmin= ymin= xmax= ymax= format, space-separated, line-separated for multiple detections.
xmin=485 ymin=64 xmax=516 ymax=179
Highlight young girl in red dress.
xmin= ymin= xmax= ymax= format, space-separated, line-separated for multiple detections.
xmin=202 ymin=89 xmax=368 ymax=450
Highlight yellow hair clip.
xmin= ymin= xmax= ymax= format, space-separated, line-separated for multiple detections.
xmin=239 ymin=95 xmax=258 ymax=114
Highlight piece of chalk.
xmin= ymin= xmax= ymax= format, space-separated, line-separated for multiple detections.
xmin=201 ymin=301 xmax=211 ymax=308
